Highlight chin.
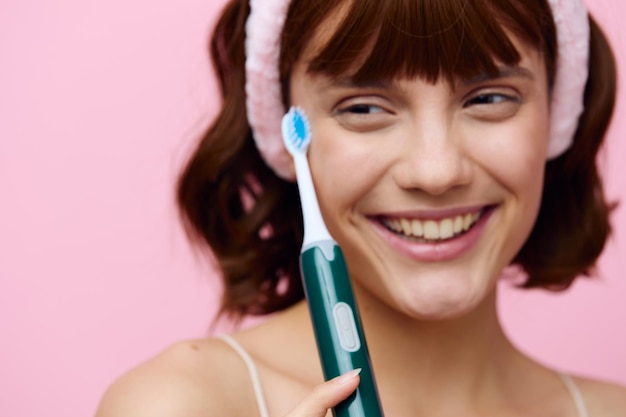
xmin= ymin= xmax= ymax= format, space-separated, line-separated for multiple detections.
xmin=401 ymin=297 xmax=479 ymax=321
xmin=392 ymin=275 xmax=491 ymax=321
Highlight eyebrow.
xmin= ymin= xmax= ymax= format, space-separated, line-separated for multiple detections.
xmin=317 ymin=65 xmax=535 ymax=91
xmin=319 ymin=76 xmax=393 ymax=91
xmin=461 ymin=65 xmax=536 ymax=86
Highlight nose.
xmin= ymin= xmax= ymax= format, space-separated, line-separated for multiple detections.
xmin=393 ymin=121 xmax=473 ymax=196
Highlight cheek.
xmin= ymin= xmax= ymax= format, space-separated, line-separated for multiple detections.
xmin=473 ymin=115 xmax=549 ymax=263
xmin=308 ymin=122 xmax=387 ymax=214
xmin=471 ymin=107 xmax=549 ymax=200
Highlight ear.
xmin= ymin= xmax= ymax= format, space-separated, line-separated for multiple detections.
xmin=286 ymin=157 xmax=297 ymax=180
xmin=265 ymin=145 xmax=297 ymax=182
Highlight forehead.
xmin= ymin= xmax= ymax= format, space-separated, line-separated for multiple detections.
xmin=283 ymin=0 xmax=554 ymax=86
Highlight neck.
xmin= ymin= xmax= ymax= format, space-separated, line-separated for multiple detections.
xmin=353 ymin=283 xmax=526 ymax=413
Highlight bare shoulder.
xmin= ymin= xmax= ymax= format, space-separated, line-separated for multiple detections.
xmin=573 ymin=376 xmax=626 ymax=416
xmin=94 ymin=338 xmax=259 ymax=417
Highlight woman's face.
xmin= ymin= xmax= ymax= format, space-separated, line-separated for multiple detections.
xmin=288 ymin=34 xmax=550 ymax=320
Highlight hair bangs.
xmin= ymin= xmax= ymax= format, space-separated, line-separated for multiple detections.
xmin=302 ymin=0 xmax=555 ymax=85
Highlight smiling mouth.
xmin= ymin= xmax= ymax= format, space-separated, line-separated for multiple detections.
xmin=380 ymin=209 xmax=485 ymax=243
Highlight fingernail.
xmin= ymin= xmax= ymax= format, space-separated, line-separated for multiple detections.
xmin=333 ymin=368 xmax=362 ymax=384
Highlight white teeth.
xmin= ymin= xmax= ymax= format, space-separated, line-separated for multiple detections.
xmin=463 ymin=213 xmax=473 ymax=230
xmin=423 ymin=220 xmax=439 ymax=239
xmin=401 ymin=218 xmax=412 ymax=236
xmin=411 ymin=219 xmax=423 ymax=237
xmin=383 ymin=210 xmax=483 ymax=241
xmin=453 ymin=215 xmax=464 ymax=234
xmin=439 ymin=219 xmax=454 ymax=239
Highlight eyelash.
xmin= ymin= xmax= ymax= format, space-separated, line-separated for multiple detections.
xmin=464 ymin=92 xmax=520 ymax=107
xmin=337 ymin=103 xmax=385 ymax=115
xmin=332 ymin=88 xmax=522 ymax=126
xmin=333 ymin=99 xmax=394 ymax=132
xmin=337 ymin=92 xmax=518 ymax=111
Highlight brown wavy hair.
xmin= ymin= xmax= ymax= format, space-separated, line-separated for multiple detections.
xmin=177 ymin=0 xmax=617 ymax=319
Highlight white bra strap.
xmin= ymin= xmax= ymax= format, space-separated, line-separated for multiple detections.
xmin=217 ymin=334 xmax=270 ymax=417
xmin=558 ymin=373 xmax=589 ymax=417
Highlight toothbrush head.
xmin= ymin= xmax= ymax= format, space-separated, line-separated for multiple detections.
xmin=281 ymin=106 xmax=312 ymax=156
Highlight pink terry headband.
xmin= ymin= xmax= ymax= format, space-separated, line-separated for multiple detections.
xmin=245 ymin=0 xmax=590 ymax=180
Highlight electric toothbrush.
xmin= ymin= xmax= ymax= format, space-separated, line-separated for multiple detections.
xmin=281 ymin=106 xmax=384 ymax=417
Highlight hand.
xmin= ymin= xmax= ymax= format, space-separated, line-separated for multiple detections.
xmin=283 ymin=369 xmax=361 ymax=417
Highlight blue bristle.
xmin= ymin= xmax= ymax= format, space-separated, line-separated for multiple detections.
xmin=293 ymin=109 xmax=308 ymax=146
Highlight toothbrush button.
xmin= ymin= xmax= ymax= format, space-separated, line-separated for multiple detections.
xmin=333 ymin=302 xmax=361 ymax=352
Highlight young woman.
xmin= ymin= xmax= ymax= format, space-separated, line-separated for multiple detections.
xmin=97 ymin=0 xmax=626 ymax=416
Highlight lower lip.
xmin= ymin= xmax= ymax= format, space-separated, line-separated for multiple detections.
xmin=372 ymin=207 xmax=495 ymax=262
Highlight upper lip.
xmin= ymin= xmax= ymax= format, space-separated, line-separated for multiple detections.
xmin=372 ymin=204 xmax=495 ymax=221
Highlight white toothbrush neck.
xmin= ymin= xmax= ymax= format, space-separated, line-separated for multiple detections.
xmin=293 ymin=152 xmax=333 ymax=248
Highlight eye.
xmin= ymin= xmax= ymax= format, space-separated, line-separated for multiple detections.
xmin=463 ymin=89 xmax=522 ymax=121
xmin=339 ymin=104 xmax=385 ymax=114
xmin=333 ymin=98 xmax=395 ymax=132
xmin=465 ymin=93 xmax=512 ymax=106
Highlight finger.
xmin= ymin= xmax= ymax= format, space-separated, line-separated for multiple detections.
xmin=286 ymin=369 xmax=361 ymax=417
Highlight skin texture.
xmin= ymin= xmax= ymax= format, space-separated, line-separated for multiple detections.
xmin=295 ymin=43 xmax=548 ymax=323
xmin=95 ymin=16 xmax=626 ymax=417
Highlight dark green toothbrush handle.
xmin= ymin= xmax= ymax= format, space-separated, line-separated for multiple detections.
xmin=300 ymin=243 xmax=384 ymax=417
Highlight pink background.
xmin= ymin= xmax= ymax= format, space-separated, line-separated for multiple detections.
xmin=1 ymin=0 xmax=625 ymax=416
